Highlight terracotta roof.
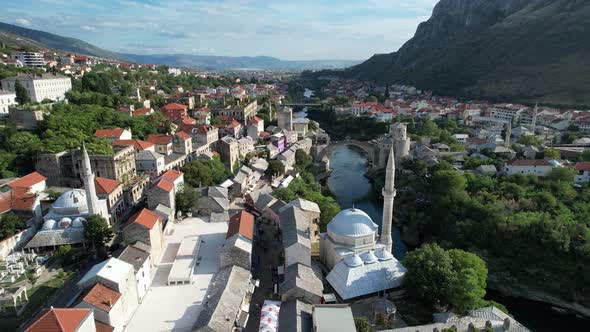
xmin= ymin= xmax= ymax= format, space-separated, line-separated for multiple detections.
xmin=25 ymin=308 xmax=91 ymax=332
xmin=81 ymin=283 xmax=121 ymax=313
xmin=228 ymin=120 xmax=241 ymax=129
xmin=134 ymin=107 xmax=153 ymax=115
xmin=197 ymin=107 xmax=210 ymax=113
xmin=126 ymin=208 xmax=161 ymax=230
xmin=147 ymin=134 xmax=172 ymax=145
xmin=155 ymin=178 xmax=174 ymax=192
xmin=95 ymin=321 xmax=115 ymax=332
xmin=8 ymin=172 xmax=46 ymax=189
xmin=227 ymin=210 xmax=254 ymax=240
xmin=249 ymin=116 xmax=263 ymax=124
xmin=509 ymin=159 xmax=552 ymax=166
xmin=95 ymin=128 xmax=126 ymax=139
xmin=175 ymin=131 xmax=191 ymax=140
xmin=181 ymin=117 xmax=196 ymax=125
xmin=95 ymin=177 xmax=121 ymax=195
xmin=161 ymin=169 xmax=183 ymax=182
xmin=112 ymin=139 xmax=154 ymax=151
xmin=160 ymin=103 xmax=188 ymax=111
xmin=574 ymin=162 xmax=590 ymax=171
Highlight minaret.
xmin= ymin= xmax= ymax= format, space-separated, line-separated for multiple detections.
xmin=531 ymin=103 xmax=538 ymax=134
xmin=81 ymin=143 xmax=99 ymax=216
xmin=381 ymin=146 xmax=396 ymax=253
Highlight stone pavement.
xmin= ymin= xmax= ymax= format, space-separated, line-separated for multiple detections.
xmin=245 ymin=219 xmax=282 ymax=332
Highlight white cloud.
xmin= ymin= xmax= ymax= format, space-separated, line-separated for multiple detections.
xmin=15 ymin=18 xmax=31 ymax=26
xmin=80 ymin=25 xmax=95 ymax=31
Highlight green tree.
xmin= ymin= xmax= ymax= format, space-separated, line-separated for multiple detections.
xmin=181 ymin=159 xmax=231 ymax=187
xmin=447 ymin=249 xmax=488 ymax=312
xmin=175 ymin=185 xmax=200 ymax=215
xmin=14 ymin=80 xmax=30 ymax=105
xmin=85 ymin=215 xmax=113 ymax=252
xmin=354 ymin=317 xmax=373 ymax=332
xmin=267 ymin=160 xmax=285 ymax=176
xmin=543 ymin=148 xmax=560 ymax=159
xmin=0 ymin=213 xmax=26 ymax=240
xmin=295 ymin=149 xmax=312 ymax=169
xmin=546 ymin=167 xmax=576 ymax=183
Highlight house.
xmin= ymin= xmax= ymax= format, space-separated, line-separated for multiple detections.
xmin=280 ymin=205 xmax=311 ymax=268
xmin=504 ymin=159 xmax=562 ymax=177
xmin=135 ymin=150 xmax=165 ymax=177
xmin=76 ymin=283 xmax=124 ymax=331
xmin=147 ymin=178 xmax=175 ymax=222
xmin=146 ymin=134 xmax=173 ymax=156
xmin=197 ymin=186 xmax=230 ymax=216
xmin=453 ymin=134 xmax=469 ymax=144
xmin=247 ymin=116 xmax=264 ymax=140
xmin=112 ymin=139 xmax=155 ymax=152
xmin=278 ymin=149 xmax=296 ymax=168
xmin=278 ymin=299 xmax=313 ymax=332
xmin=475 ymin=165 xmax=497 ymax=176
xmin=1 ymin=171 xmax=47 ymax=223
xmin=0 ymin=90 xmax=16 ymax=115
xmin=117 ymin=243 xmax=152 ymax=303
xmin=77 ymin=258 xmax=140 ymax=328
xmin=95 ymin=128 xmax=132 ymax=143
xmin=574 ymin=162 xmax=590 ymax=184
xmin=123 ymin=209 xmax=164 ymax=265
xmin=159 ymin=103 xmax=189 ymax=123
xmin=220 ymin=210 xmax=254 ymax=270
xmin=220 ymin=136 xmax=239 ymax=171
xmin=232 ymin=165 xmax=256 ymax=196
xmin=24 ymin=307 xmax=103 ymax=332
xmin=279 ymin=263 xmax=324 ymax=304
xmin=282 ymin=199 xmax=321 ymax=244
xmin=1 ymin=73 xmax=72 ymax=102
xmin=173 ymin=131 xmax=193 ymax=156
xmin=292 ymin=118 xmax=310 ymax=138
xmin=160 ymin=169 xmax=184 ymax=192
xmin=95 ymin=177 xmax=124 ymax=225
xmin=133 ymin=107 xmax=154 ymax=116
xmin=193 ymin=107 xmax=211 ymax=125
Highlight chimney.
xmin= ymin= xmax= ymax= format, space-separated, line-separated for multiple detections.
xmin=107 ymin=299 xmax=112 ymax=307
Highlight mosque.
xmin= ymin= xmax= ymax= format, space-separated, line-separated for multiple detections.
xmin=26 ymin=144 xmax=109 ymax=251
xmin=320 ymin=146 xmax=406 ymax=300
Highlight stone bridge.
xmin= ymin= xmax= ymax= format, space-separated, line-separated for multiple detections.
xmin=316 ymin=140 xmax=386 ymax=170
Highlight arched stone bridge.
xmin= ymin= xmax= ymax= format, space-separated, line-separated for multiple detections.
xmin=317 ymin=140 xmax=384 ymax=170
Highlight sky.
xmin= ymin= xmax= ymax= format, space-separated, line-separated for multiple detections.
xmin=0 ymin=0 xmax=438 ymax=60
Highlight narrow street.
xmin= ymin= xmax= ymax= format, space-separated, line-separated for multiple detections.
xmin=245 ymin=218 xmax=282 ymax=332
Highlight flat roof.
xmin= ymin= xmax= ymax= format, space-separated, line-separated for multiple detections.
xmin=168 ymin=236 xmax=201 ymax=284
xmin=313 ymin=305 xmax=356 ymax=332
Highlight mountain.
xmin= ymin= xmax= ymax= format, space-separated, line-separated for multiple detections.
xmin=0 ymin=22 xmax=127 ymax=61
xmin=318 ymin=0 xmax=590 ymax=106
xmin=121 ymin=53 xmax=360 ymax=71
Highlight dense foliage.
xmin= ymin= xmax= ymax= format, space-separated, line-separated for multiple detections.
xmin=175 ymin=185 xmax=200 ymax=215
xmin=354 ymin=317 xmax=373 ymax=332
xmin=403 ymin=244 xmax=488 ymax=313
xmin=181 ymin=158 xmax=232 ymax=188
xmin=0 ymin=213 xmax=27 ymax=240
xmin=398 ymin=165 xmax=590 ymax=304
xmin=85 ymin=215 xmax=113 ymax=253
xmin=266 ymin=160 xmax=286 ymax=177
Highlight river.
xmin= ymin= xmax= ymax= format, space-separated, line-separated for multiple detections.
xmin=326 ymin=145 xmax=588 ymax=331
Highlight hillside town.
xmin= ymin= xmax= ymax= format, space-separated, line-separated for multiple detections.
xmin=0 ymin=39 xmax=589 ymax=332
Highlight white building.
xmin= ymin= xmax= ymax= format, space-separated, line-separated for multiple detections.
xmin=0 ymin=90 xmax=17 ymax=114
xmin=12 ymin=51 xmax=45 ymax=69
xmin=1 ymin=73 xmax=72 ymax=102
xmin=574 ymin=162 xmax=590 ymax=184
xmin=117 ymin=243 xmax=152 ymax=303
xmin=504 ymin=159 xmax=562 ymax=177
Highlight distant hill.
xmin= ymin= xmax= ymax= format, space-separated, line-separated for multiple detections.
xmin=313 ymin=0 xmax=590 ymax=106
xmin=121 ymin=53 xmax=361 ymax=71
xmin=0 ymin=22 xmax=127 ymax=61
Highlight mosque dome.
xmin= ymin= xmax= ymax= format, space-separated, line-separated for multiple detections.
xmin=343 ymin=254 xmax=364 ymax=267
xmin=59 ymin=217 xmax=72 ymax=228
xmin=42 ymin=219 xmax=57 ymax=230
xmin=375 ymin=248 xmax=394 ymax=261
xmin=52 ymin=189 xmax=89 ymax=215
xmin=360 ymin=251 xmax=378 ymax=264
xmin=72 ymin=217 xmax=86 ymax=228
xmin=327 ymin=208 xmax=378 ymax=238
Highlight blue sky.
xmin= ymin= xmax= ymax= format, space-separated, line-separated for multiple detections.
xmin=0 ymin=0 xmax=438 ymax=60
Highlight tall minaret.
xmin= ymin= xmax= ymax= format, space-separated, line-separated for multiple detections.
xmin=381 ymin=146 xmax=396 ymax=253
xmin=81 ymin=143 xmax=99 ymax=216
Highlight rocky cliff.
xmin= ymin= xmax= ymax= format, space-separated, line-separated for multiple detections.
xmin=323 ymin=0 xmax=590 ymax=106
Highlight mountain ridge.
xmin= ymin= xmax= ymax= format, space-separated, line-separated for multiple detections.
xmin=314 ymin=0 xmax=590 ymax=106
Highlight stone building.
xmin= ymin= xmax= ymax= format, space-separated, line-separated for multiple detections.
xmin=123 ymin=209 xmax=165 ymax=265
xmin=95 ymin=177 xmax=124 ymax=225
xmin=1 ymin=73 xmax=72 ymax=102
xmin=118 ymin=243 xmax=152 ymax=303
xmin=147 ymin=178 xmax=176 ymax=222
xmin=278 ymin=106 xmax=293 ymax=131
xmin=211 ymin=100 xmax=257 ymax=123
xmin=220 ymin=136 xmax=239 ymax=171
xmin=220 ymin=210 xmax=254 ymax=270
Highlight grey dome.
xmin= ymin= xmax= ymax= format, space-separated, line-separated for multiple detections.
xmin=42 ymin=219 xmax=56 ymax=230
xmin=59 ymin=217 xmax=72 ymax=228
xmin=327 ymin=208 xmax=378 ymax=237
xmin=72 ymin=217 xmax=86 ymax=228
xmin=52 ymin=189 xmax=88 ymax=215
xmin=375 ymin=248 xmax=394 ymax=261
xmin=344 ymin=254 xmax=364 ymax=267
xmin=360 ymin=251 xmax=378 ymax=264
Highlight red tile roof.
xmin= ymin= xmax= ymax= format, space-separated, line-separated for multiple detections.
xmin=249 ymin=116 xmax=263 ymax=124
xmin=95 ymin=321 xmax=115 ymax=332
xmin=81 ymin=283 xmax=121 ymax=313
xmin=175 ymin=131 xmax=191 ymax=140
xmin=8 ymin=172 xmax=46 ymax=189
xmin=147 ymin=134 xmax=172 ymax=146
xmin=160 ymin=103 xmax=188 ymax=111
xmin=95 ymin=128 xmax=126 ymax=139
xmin=161 ymin=169 xmax=183 ymax=182
xmin=155 ymin=178 xmax=174 ymax=192
xmin=508 ymin=159 xmax=552 ymax=166
xmin=228 ymin=120 xmax=241 ymax=129
xmin=127 ymin=208 xmax=161 ymax=230
xmin=134 ymin=107 xmax=153 ymax=116
xmin=112 ymin=139 xmax=154 ymax=151
xmin=95 ymin=177 xmax=121 ymax=195
xmin=227 ymin=210 xmax=254 ymax=240
xmin=25 ymin=308 xmax=91 ymax=332
xmin=574 ymin=162 xmax=590 ymax=171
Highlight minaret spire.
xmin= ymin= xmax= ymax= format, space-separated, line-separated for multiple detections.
xmin=81 ymin=142 xmax=99 ymax=216
xmin=381 ymin=145 xmax=396 ymax=253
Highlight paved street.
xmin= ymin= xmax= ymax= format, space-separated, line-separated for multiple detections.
xmin=245 ymin=219 xmax=282 ymax=332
